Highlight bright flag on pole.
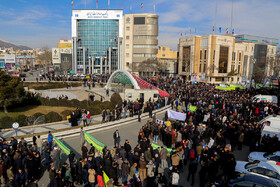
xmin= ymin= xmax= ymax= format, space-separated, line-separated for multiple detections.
xmin=232 ymin=29 xmax=235 ymax=34
xmin=226 ymin=28 xmax=229 ymax=34
xmin=71 ymin=0 xmax=73 ymax=6
xmin=141 ymin=3 xmax=143 ymax=8
xmin=213 ymin=26 xmax=215 ymax=32
xmin=103 ymin=172 xmax=110 ymax=186
xmin=167 ymin=109 xmax=186 ymax=121
xmin=219 ymin=27 xmax=222 ymax=33
xmin=189 ymin=105 xmax=197 ymax=112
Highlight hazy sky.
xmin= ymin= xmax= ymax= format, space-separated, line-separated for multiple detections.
xmin=0 ymin=0 xmax=279 ymax=50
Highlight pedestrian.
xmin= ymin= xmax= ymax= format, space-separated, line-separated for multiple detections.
xmin=88 ymin=165 xmax=96 ymax=187
xmin=81 ymin=142 xmax=88 ymax=159
xmin=36 ymin=135 xmax=43 ymax=154
xmin=187 ymin=159 xmax=197 ymax=186
xmin=87 ymin=111 xmax=91 ymax=125
xmin=113 ymin=130 xmax=121 ymax=147
xmin=48 ymin=131 xmax=53 ymax=150
xmin=80 ymin=127 xmax=84 ymax=147
xmin=82 ymin=112 xmax=87 ymax=127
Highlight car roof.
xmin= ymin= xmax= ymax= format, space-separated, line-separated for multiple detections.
xmin=257 ymin=161 xmax=280 ymax=172
xmin=230 ymin=174 xmax=276 ymax=187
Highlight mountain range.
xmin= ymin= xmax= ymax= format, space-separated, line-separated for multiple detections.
xmin=0 ymin=39 xmax=32 ymax=50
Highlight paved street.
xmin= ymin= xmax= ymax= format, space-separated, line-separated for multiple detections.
xmin=38 ymin=111 xmax=251 ymax=187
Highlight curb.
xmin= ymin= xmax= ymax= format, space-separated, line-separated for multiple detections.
xmin=1 ymin=114 xmax=102 ymax=132
xmin=21 ymin=105 xmax=170 ymax=144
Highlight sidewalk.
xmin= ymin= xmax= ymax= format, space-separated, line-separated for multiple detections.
xmin=0 ymin=115 xmax=103 ymax=139
xmin=0 ymin=106 xmax=170 ymax=139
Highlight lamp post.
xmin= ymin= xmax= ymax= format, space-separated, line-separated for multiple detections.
xmin=249 ymin=57 xmax=256 ymax=89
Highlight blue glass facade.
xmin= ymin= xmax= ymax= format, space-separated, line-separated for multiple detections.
xmin=76 ymin=19 xmax=119 ymax=66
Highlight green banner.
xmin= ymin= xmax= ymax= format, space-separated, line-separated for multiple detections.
xmin=53 ymin=136 xmax=71 ymax=155
xmin=216 ymin=86 xmax=236 ymax=91
xmin=189 ymin=105 xmax=197 ymax=112
xmin=85 ymin=131 xmax=105 ymax=147
xmin=151 ymin=143 xmax=172 ymax=156
xmin=84 ymin=132 xmax=104 ymax=153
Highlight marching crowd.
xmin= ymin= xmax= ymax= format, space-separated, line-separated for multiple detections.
xmin=0 ymin=76 xmax=279 ymax=187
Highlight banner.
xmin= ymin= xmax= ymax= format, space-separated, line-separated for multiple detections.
xmin=85 ymin=131 xmax=105 ymax=147
xmin=151 ymin=143 xmax=172 ymax=156
xmin=167 ymin=110 xmax=186 ymax=121
xmin=189 ymin=105 xmax=197 ymax=112
xmin=84 ymin=131 xmax=104 ymax=153
xmin=53 ymin=136 xmax=71 ymax=155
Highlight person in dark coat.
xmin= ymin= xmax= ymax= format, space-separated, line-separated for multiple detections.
xmin=199 ymin=161 xmax=208 ymax=187
xmin=187 ymin=159 xmax=197 ymax=186
xmin=81 ymin=143 xmax=88 ymax=159
xmin=76 ymin=159 xmax=83 ymax=184
xmin=15 ymin=168 xmax=27 ymax=187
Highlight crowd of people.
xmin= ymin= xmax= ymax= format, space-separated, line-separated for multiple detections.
xmin=0 ymin=76 xmax=279 ymax=187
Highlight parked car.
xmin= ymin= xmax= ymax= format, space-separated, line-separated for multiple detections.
xmin=228 ymin=174 xmax=279 ymax=187
xmin=235 ymin=160 xmax=280 ymax=185
xmin=248 ymin=151 xmax=280 ymax=162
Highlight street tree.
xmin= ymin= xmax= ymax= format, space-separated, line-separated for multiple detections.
xmin=132 ymin=58 xmax=167 ymax=76
xmin=36 ymin=46 xmax=52 ymax=67
xmin=0 ymin=71 xmax=25 ymax=113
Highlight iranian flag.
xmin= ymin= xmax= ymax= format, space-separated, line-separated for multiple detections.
xmin=226 ymin=28 xmax=229 ymax=34
xmin=141 ymin=3 xmax=143 ymax=8
xmin=71 ymin=0 xmax=73 ymax=6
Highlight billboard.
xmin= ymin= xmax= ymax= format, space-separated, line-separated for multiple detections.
xmin=52 ymin=48 xmax=61 ymax=64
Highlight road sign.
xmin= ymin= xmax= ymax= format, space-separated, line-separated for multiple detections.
xmin=12 ymin=122 xmax=20 ymax=137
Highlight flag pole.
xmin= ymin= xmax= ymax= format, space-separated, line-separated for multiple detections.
xmin=214 ymin=0 xmax=218 ymax=34
xmin=108 ymin=0 xmax=110 ymax=9
xmin=230 ymin=0 xmax=234 ymax=34
xmin=85 ymin=0 xmax=86 ymax=9
xmin=96 ymin=0 xmax=98 ymax=9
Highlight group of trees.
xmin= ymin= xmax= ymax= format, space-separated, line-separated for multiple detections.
xmin=0 ymin=71 xmax=25 ymax=113
xmin=131 ymin=58 xmax=167 ymax=76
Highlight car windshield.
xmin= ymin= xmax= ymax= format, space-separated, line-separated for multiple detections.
xmin=264 ymin=152 xmax=276 ymax=158
xmin=245 ymin=161 xmax=260 ymax=169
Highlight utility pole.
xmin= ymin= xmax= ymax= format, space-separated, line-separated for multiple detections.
xmin=230 ymin=0 xmax=234 ymax=33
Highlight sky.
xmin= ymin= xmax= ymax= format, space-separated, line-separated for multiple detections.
xmin=0 ymin=0 xmax=279 ymax=50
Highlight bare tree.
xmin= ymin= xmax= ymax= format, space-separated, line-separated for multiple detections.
xmin=132 ymin=58 xmax=167 ymax=76
xmin=36 ymin=46 xmax=52 ymax=67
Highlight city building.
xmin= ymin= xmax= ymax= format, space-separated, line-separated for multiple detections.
xmin=123 ymin=13 xmax=159 ymax=75
xmin=157 ymin=46 xmax=178 ymax=76
xmin=178 ymin=34 xmax=278 ymax=83
xmin=52 ymin=39 xmax=73 ymax=74
xmin=72 ymin=9 xmax=123 ymax=74
xmin=57 ymin=39 xmax=72 ymax=48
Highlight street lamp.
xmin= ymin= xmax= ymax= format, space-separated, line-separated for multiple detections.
xmin=249 ymin=57 xmax=256 ymax=88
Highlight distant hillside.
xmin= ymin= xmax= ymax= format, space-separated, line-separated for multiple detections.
xmin=0 ymin=39 xmax=32 ymax=50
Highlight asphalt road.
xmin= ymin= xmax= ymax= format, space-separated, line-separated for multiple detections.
xmin=38 ymin=111 xmax=251 ymax=187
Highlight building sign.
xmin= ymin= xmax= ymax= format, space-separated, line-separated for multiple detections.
xmin=87 ymin=11 xmax=109 ymax=19
xmin=52 ymin=48 xmax=61 ymax=64
xmin=60 ymin=48 xmax=72 ymax=54
xmin=235 ymin=35 xmax=279 ymax=45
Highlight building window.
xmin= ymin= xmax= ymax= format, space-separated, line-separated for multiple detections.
xmin=245 ymin=46 xmax=247 ymax=51
xmin=126 ymin=44 xmax=129 ymax=49
xmin=126 ymin=53 xmax=129 ymax=57
xmin=239 ymin=53 xmax=241 ymax=61
xmin=213 ymin=50 xmax=215 ymax=59
xmin=199 ymin=64 xmax=202 ymax=73
xmin=238 ymin=65 xmax=241 ymax=73
xmin=162 ymin=54 xmax=165 ymax=57
xmin=232 ymin=52 xmax=235 ymax=61
xmin=182 ymin=46 xmax=191 ymax=72
xmin=252 ymin=47 xmax=254 ymax=52
xmin=218 ymin=46 xmax=229 ymax=73
xmin=126 ymin=27 xmax=130 ymax=31
xmin=126 ymin=36 xmax=130 ymax=40
xmin=126 ymin=62 xmax=130 ymax=66
xmin=134 ymin=17 xmax=145 ymax=25
xmin=200 ymin=50 xmax=202 ymax=60
xmin=134 ymin=36 xmax=157 ymax=40
xmin=163 ymin=47 xmax=166 ymax=51
xmin=203 ymin=63 xmax=206 ymax=73
xmin=133 ymin=44 xmax=157 ymax=49
xmin=204 ymin=50 xmax=207 ymax=60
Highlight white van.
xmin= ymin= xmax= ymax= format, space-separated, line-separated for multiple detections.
xmin=252 ymin=95 xmax=278 ymax=104
xmin=260 ymin=115 xmax=280 ymax=141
